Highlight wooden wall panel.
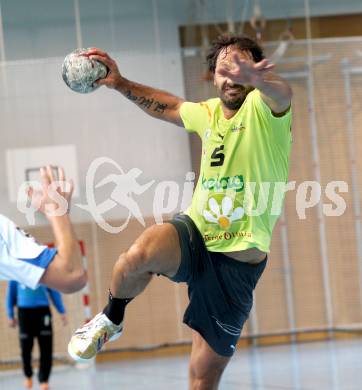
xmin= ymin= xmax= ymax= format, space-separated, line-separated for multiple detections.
xmin=180 ymin=13 xmax=362 ymax=47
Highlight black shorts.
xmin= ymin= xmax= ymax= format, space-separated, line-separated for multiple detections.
xmin=18 ymin=306 xmax=52 ymax=338
xmin=167 ymin=214 xmax=267 ymax=357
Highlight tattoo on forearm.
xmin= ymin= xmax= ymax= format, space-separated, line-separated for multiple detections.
xmin=125 ymin=90 xmax=169 ymax=114
xmin=138 ymin=97 xmax=154 ymax=109
xmin=153 ymin=102 xmax=168 ymax=113
xmin=126 ymin=90 xmax=138 ymax=102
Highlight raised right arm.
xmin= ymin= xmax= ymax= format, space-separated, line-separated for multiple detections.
xmin=85 ymin=48 xmax=185 ymax=127
xmin=29 ymin=166 xmax=87 ymax=294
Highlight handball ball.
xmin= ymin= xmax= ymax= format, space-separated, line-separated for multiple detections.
xmin=62 ymin=48 xmax=108 ymax=93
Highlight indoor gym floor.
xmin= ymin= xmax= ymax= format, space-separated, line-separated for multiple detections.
xmin=1 ymin=338 xmax=362 ymax=389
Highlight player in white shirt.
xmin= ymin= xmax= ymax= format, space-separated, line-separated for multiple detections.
xmin=0 ymin=166 xmax=86 ymax=293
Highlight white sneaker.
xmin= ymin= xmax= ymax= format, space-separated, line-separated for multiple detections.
xmin=68 ymin=312 xmax=122 ymax=361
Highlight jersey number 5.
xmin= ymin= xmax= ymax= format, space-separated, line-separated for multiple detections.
xmin=210 ymin=145 xmax=225 ymax=167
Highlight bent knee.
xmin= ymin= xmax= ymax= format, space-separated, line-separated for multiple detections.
xmin=127 ymin=243 xmax=148 ymax=264
xmin=115 ymin=223 xmax=179 ymax=276
xmin=120 ymin=242 xmax=152 ymax=274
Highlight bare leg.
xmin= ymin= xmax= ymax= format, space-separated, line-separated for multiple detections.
xmin=189 ymin=330 xmax=230 ymax=390
xmin=109 ymin=223 xmax=181 ymax=299
xmin=67 ymin=222 xmax=182 ymax=361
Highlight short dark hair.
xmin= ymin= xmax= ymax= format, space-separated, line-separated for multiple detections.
xmin=206 ymin=34 xmax=265 ymax=74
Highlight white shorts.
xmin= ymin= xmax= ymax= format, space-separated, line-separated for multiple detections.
xmin=0 ymin=214 xmax=57 ymax=289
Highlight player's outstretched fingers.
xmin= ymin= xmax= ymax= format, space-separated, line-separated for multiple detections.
xmin=58 ymin=166 xmax=70 ymax=197
xmin=86 ymin=48 xmax=112 ymax=59
xmin=46 ymin=165 xmax=56 ymax=183
xmin=40 ymin=166 xmax=51 ymax=188
xmin=255 ymin=59 xmax=275 ymax=72
xmin=58 ymin=166 xmax=65 ymax=183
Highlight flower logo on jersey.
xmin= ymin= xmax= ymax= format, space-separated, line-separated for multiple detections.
xmin=203 ymin=196 xmax=244 ymax=229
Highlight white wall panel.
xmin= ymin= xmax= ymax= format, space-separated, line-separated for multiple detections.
xmin=0 ymin=1 xmax=191 ymax=225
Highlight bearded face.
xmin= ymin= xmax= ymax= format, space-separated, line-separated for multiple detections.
xmin=214 ymin=46 xmax=254 ymax=110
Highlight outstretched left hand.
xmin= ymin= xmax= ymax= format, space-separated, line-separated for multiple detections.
xmin=217 ymin=53 xmax=275 ymax=87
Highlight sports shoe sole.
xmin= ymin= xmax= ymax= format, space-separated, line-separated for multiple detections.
xmin=67 ymin=331 xmax=122 ymax=362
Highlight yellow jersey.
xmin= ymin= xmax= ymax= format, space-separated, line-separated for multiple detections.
xmin=180 ymin=89 xmax=292 ymax=252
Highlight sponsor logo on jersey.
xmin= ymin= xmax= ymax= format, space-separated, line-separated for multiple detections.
xmin=231 ymin=123 xmax=245 ymax=132
xmin=201 ymin=174 xmax=244 ymax=192
xmin=203 ymin=195 xmax=245 ymax=229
